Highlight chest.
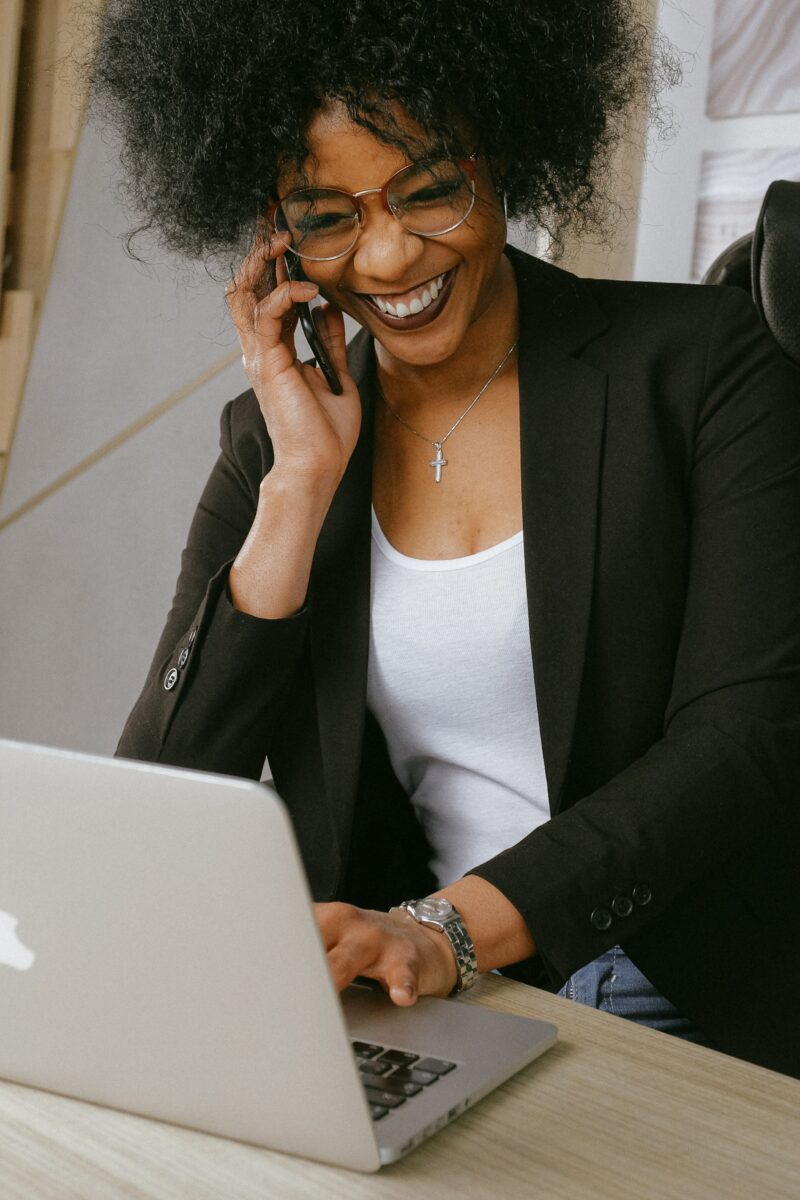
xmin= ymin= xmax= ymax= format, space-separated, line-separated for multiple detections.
xmin=371 ymin=373 xmax=522 ymax=558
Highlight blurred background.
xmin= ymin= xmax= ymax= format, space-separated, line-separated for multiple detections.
xmin=1 ymin=0 xmax=799 ymax=755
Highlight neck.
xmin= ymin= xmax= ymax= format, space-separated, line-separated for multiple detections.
xmin=374 ymin=253 xmax=519 ymax=416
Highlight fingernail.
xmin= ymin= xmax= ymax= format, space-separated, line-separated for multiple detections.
xmin=391 ymin=982 xmax=415 ymax=1002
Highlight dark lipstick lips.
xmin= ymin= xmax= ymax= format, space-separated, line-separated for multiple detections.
xmin=359 ymin=267 xmax=458 ymax=331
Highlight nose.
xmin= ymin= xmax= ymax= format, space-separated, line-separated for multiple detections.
xmin=350 ymin=200 xmax=425 ymax=283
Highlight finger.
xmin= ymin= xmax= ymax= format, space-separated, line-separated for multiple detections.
xmin=326 ymin=942 xmax=372 ymax=992
xmin=271 ymin=250 xmax=303 ymax=356
xmin=315 ymin=902 xmax=357 ymax=952
xmin=225 ymin=233 xmax=288 ymax=332
xmin=316 ymin=915 xmax=337 ymax=954
xmin=386 ymin=967 xmax=419 ymax=1006
xmin=255 ymin=279 xmax=319 ymax=339
xmin=312 ymin=303 xmax=348 ymax=376
xmin=362 ymin=944 xmax=419 ymax=1005
xmin=328 ymin=931 xmax=420 ymax=1004
xmin=253 ymin=233 xmax=291 ymax=302
xmin=273 ymin=239 xmax=290 ymax=287
xmin=241 ymin=280 xmax=319 ymax=381
xmin=227 ymin=232 xmax=270 ymax=292
xmin=225 ymin=242 xmax=269 ymax=333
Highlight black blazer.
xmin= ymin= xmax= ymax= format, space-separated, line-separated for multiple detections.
xmin=119 ymin=247 xmax=800 ymax=1077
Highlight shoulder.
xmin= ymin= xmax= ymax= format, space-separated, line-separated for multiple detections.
xmin=506 ymin=243 xmax=756 ymax=378
xmin=580 ymin=273 xmax=759 ymax=344
xmin=577 ymin=273 xmax=796 ymax=397
xmin=579 ymin=276 xmax=747 ymax=386
xmin=510 ymin=247 xmax=800 ymax=457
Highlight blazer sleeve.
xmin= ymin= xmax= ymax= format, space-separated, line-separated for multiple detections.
xmin=469 ymin=286 xmax=800 ymax=979
xmin=116 ymin=393 xmax=309 ymax=778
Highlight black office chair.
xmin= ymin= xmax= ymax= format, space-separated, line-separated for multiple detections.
xmin=702 ymin=179 xmax=800 ymax=369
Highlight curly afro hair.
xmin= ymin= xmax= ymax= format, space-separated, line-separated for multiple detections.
xmin=89 ymin=0 xmax=666 ymax=261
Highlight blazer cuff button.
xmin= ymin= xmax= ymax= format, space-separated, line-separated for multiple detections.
xmin=590 ymin=907 xmax=613 ymax=931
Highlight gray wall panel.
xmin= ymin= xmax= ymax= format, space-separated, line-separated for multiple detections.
xmin=1 ymin=125 xmax=241 ymax=519
xmin=0 ymin=362 xmax=242 ymax=754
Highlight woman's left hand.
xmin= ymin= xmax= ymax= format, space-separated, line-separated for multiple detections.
xmin=315 ymin=903 xmax=458 ymax=1004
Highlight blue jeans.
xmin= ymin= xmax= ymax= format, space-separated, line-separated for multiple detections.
xmin=557 ymin=946 xmax=715 ymax=1047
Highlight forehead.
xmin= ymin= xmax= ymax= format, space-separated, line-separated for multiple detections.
xmin=280 ymin=100 xmax=438 ymax=194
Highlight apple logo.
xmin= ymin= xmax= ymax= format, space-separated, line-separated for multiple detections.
xmin=0 ymin=909 xmax=36 ymax=971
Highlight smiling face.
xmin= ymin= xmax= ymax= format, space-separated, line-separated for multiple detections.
xmin=277 ymin=102 xmax=514 ymax=371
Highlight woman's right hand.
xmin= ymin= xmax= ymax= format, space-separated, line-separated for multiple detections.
xmin=225 ymin=232 xmax=362 ymax=490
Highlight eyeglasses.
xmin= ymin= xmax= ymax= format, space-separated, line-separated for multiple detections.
xmin=271 ymin=156 xmax=478 ymax=262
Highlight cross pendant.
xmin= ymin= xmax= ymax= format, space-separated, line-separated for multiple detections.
xmin=428 ymin=442 xmax=448 ymax=483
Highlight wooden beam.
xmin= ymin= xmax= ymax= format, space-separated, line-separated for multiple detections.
xmin=0 ymin=0 xmax=25 ymax=285
xmin=0 ymin=289 xmax=35 ymax=454
xmin=49 ymin=0 xmax=86 ymax=153
xmin=0 ymin=0 xmax=106 ymax=503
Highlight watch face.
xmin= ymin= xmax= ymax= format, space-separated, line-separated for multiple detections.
xmin=416 ymin=898 xmax=453 ymax=920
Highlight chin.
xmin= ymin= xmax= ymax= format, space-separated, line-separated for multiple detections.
xmin=363 ymin=294 xmax=475 ymax=366
xmin=372 ymin=323 xmax=468 ymax=367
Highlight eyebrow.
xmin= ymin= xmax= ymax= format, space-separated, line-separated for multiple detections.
xmin=285 ymin=136 xmax=454 ymax=192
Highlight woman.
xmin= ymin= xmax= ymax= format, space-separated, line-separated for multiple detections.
xmin=94 ymin=0 xmax=800 ymax=1075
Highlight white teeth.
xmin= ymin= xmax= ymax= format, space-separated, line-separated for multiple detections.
xmin=369 ymin=270 xmax=450 ymax=318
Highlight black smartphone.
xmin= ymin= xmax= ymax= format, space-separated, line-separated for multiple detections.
xmin=284 ymin=254 xmax=343 ymax=395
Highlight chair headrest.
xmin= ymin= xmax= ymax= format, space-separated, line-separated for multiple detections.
xmin=752 ymin=179 xmax=800 ymax=369
xmin=702 ymin=231 xmax=753 ymax=291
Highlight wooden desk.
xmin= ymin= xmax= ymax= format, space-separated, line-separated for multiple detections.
xmin=1 ymin=975 xmax=797 ymax=1200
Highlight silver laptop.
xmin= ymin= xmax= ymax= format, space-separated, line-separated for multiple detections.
xmin=0 ymin=738 xmax=556 ymax=1172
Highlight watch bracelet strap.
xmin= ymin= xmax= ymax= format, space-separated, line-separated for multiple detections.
xmin=399 ymin=899 xmax=478 ymax=992
xmin=445 ymin=906 xmax=478 ymax=992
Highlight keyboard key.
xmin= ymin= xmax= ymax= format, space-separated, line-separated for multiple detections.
xmin=391 ymin=1067 xmax=439 ymax=1087
xmin=415 ymin=1057 xmax=457 ymax=1075
xmin=358 ymin=1058 xmax=392 ymax=1075
xmin=370 ymin=1104 xmax=389 ymax=1121
xmin=364 ymin=1087 xmax=406 ymax=1109
xmin=352 ymin=1041 xmax=383 ymax=1058
xmin=378 ymin=1049 xmax=419 ymax=1068
xmin=361 ymin=1073 xmax=422 ymax=1097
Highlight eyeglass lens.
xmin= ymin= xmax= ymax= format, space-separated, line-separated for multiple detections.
xmin=274 ymin=159 xmax=475 ymax=261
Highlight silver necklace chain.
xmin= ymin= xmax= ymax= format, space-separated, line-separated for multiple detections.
xmin=378 ymin=340 xmax=518 ymax=483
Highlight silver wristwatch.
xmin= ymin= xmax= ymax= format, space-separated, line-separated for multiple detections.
xmin=398 ymin=897 xmax=478 ymax=993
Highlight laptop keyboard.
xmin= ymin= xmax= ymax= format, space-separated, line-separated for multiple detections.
xmin=351 ymin=1041 xmax=458 ymax=1121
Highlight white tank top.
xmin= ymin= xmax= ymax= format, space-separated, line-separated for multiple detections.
xmin=367 ymin=509 xmax=550 ymax=888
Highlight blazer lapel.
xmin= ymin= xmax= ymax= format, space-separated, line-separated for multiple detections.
xmin=308 ymin=330 xmax=376 ymax=870
xmin=510 ymin=247 xmax=610 ymax=813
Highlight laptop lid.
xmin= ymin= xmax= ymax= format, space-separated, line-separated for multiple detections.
xmin=0 ymin=739 xmax=557 ymax=1171
xmin=0 ymin=739 xmax=382 ymax=1171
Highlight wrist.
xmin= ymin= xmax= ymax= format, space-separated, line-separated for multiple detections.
xmin=396 ymin=898 xmax=477 ymax=993
xmin=262 ymin=464 xmax=341 ymax=511
xmin=420 ymin=924 xmax=459 ymax=994
xmin=431 ymin=877 xmax=536 ymax=974
xmin=230 ymin=469 xmax=335 ymax=619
